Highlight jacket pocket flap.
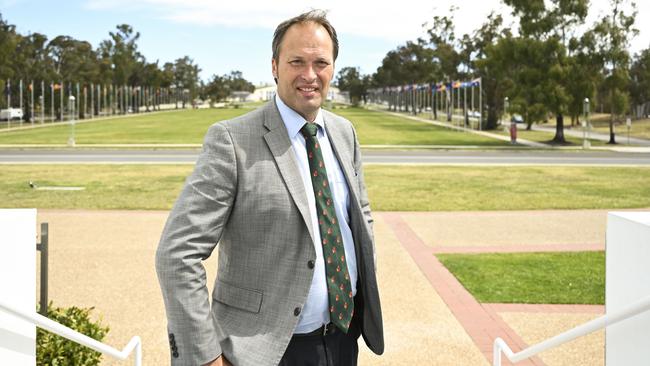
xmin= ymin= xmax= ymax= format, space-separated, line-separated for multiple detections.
xmin=213 ymin=280 xmax=263 ymax=313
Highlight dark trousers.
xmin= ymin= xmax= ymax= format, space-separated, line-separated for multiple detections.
xmin=279 ymin=319 xmax=361 ymax=366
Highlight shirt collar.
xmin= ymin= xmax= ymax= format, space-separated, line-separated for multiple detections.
xmin=275 ymin=94 xmax=324 ymax=138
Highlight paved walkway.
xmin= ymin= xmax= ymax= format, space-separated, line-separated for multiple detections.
xmin=532 ymin=125 xmax=650 ymax=146
xmin=34 ymin=208 xmax=622 ymax=365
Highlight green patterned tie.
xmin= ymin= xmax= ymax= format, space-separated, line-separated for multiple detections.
xmin=301 ymin=122 xmax=354 ymax=333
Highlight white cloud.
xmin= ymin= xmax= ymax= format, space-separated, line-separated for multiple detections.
xmin=84 ymin=0 xmax=648 ymax=51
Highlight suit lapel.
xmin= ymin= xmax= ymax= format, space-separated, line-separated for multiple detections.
xmin=324 ymin=116 xmax=360 ymax=200
xmin=262 ymin=102 xmax=315 ymax=243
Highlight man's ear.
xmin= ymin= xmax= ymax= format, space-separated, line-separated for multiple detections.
xmin=272 ymin=58 xmax=278 ymax=84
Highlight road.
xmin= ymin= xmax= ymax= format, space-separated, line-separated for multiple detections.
xmin=1 ymin=149 xmax=650 ymax=166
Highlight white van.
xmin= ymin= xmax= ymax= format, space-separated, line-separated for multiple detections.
xmin=0 ymin=108 xmax=23 ymax=120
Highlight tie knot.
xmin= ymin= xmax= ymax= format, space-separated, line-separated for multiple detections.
xmin=300 ymin=123 xmax=318 ymax=138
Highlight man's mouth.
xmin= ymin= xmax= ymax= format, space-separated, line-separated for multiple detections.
xmin=297 ymin=87 xmax=318 ymax=92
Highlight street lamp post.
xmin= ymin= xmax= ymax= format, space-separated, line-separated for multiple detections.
xmin=504 ymin=97 xmax=510 ymax=126
xmin=67 ymin=95 xmax=76 ymax=147
xmin=583 ymin=98 xmax=590 ymax=149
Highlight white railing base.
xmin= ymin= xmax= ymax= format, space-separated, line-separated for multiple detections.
xmin=493 ymin=294 xmax=650 ymax=365
xmin=0 ymin=300 xmax=142 ymax=366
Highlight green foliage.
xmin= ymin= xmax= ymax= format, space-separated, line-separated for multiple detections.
xmin=205 ymin=70 xmax=255 ymax=103
xmin=630 ymin=48 xmax=650 ymax=111
xmin=373 ymin=41 xmax=438 ymax=86
xmin=37 ymin=302 xmax=109 ymax=366
xmin=438 ymin=252 xmax=605 ymax=304
xmin=335 ymin=67 xmax=370 ymax=105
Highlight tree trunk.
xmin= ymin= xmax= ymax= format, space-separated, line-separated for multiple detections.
xmin=608 ymin=119 xmax=616 ymax=144
xmin=552 ymin=113 xmax=567 ymax=144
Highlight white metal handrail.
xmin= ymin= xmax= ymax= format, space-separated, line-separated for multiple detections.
xmin=0 ymin=300 xmax=141 ymax=366
xmin=493 ymin=294 xmax=650 ymax=365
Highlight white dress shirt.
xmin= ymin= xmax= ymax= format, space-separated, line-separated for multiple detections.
xmin=275 ymin=95 xmax=358 ymax=334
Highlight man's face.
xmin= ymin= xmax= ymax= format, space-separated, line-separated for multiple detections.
xmin=272 ymin=21 xmax=334 ymax=122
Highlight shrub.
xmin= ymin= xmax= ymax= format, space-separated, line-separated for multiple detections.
xmin=37 ymin=302 xmax=110 ymax=366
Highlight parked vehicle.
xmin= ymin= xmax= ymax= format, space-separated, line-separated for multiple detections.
xmin=0 ymin=108 xmax=23 ymax=120
xmin=511 ymin=114 xmax=524 ymax=124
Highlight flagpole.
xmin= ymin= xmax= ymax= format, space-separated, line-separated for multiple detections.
xmin=19 ymin=79 xmax=23 ymax=125
xmin=51 ymin=82 xmax=54 ymax=123
xmin=30 ymin=80 xmax=34 ymax=124
xmin=60 ymin=81 xmax=64 ymax=122
xmin=479 ymin=77 xmax=483 ymax=131
xmin=40 ymin=80 xmax=44 ymax=124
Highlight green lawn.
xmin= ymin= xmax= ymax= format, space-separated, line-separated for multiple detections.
xmin=3 ymin=165 xmax=649 ymax=211
xmin=0 ymin=108 xmax=253 ymax=144
xmin=334 ymin=107 xmax=509 ymax=146
xmin=365 ymin=165 xmax=650 ymax=211
xmin=0 ymin=106 xmax=512 ymax=147
xmin=437 ymin=252 xmax=605 ymax=304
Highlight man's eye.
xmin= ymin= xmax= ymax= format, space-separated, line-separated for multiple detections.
xmin=289 ymin=60 xmax=302 ymax=65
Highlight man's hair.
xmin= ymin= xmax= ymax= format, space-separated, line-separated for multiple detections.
xmin=272 ymin=9 xmax=339 ymax=63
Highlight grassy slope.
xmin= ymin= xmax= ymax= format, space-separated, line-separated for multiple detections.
xmin=437 ymin=252 xmax=605 ymax=304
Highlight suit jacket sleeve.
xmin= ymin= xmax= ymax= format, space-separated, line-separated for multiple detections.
xmin=351 ymin=125 xmax=377 ymax=270
xmin=156 ymin=123 xmax=237 ymax=365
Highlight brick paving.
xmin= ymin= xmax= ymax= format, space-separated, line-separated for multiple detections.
xmin=33 ymin=209 xmax=610 ymax=365
xmin=380 ymin=211 xmax=606 ymax=366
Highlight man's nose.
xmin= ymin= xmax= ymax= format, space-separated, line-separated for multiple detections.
xmin=300 ymin=64 xmax=317 ymax=82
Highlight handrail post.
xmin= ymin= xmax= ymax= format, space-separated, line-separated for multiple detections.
xmin=36 ymin=222 xmax=48 ymax=316
xmin=493 ymin=339 xmax=502 ymax=366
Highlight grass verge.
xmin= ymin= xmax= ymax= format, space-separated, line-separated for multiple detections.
xmin=437 ymin=251 xmax=605 ymax=304
xmin=2 ymin=165 xmax=649 ymax=211
xmin=0 ymin=108 xmax=253 ymax=144
xmin=334 ymin=107 xmax=510 ymax=146
xmin=0 ymin=106 xmax=512 ymax=147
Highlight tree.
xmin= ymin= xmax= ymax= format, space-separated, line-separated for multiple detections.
xmin=204 ymin=71 xmax=254 ymax=104
xmin=629 ymin=48 xmax=650 ymax=118
xmin=0 ymin=13 xmax=18 ymax=100
xmin=336 ymin=66 xmax=368 ymax=106
xmin=172 ymin=56 xmax=201 ymax=108
xmin=46 ymin=36 xmax=99 ymax=82
xmin=501 ymin=0 xmax=589 ymax=142
xmin=424 ymin=10 xmax=460 ymax=81
xmin=373 ymin=40 xmax=437 ymax=86
xmin=592 ymin=0 xmax=637 ymax=143
xmin=473 ymin=12 xmax=511 ymax=129
xmin=565 ymin=30 xmax=602 ymax=126
xmin=98 ymin=24 xmax=143 ymax=85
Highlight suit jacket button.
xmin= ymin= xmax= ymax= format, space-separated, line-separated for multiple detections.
xmin=307 ymin=260 xmax=315 ymax=269
xmin=294 ymin=307 xmax=301 ymax=316
xmin=172 ymin=351 xmax=179 ymax=358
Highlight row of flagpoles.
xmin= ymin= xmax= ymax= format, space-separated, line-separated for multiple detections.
xmin=2 ymin=79 xmax=191 ymax=124
xmin=367 ymin=78 xmax=483 ymax=130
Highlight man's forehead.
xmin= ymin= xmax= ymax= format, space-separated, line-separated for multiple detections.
xmin=281 ymin=23 xmax=333 ymax=54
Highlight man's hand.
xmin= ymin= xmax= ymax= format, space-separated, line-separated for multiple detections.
xmin=203 ymin=355 xmax=232 ymax=366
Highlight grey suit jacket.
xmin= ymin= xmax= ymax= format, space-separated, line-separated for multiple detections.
xmin=156 ymin=101 xmax=384 ymax=366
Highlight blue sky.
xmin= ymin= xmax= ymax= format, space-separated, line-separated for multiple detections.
xmin=1 ymin=0 xmax=648 ymax=85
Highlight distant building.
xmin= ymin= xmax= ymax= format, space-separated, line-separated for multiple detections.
xmin=250 ymin=84 xmax=348 ymax=104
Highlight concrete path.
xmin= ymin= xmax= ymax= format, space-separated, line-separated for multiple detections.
xmin=532 ymin=125 xmax=650 ymax=146
xmin=34 ymin=208 xmax=626 ymax=365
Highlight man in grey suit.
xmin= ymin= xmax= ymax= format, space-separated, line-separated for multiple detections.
xmin=156 ymin=10 xmax=383 ymax=366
